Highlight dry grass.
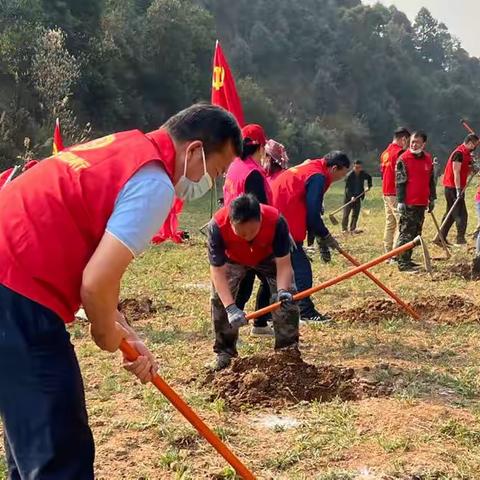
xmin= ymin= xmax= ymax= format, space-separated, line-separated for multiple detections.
xmin=2 ymin=180 xmax=480 ymax=479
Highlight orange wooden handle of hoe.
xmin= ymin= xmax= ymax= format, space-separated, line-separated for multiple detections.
xmin=337 ymin=247 xmax=420 ymax=320
xmin=120 ymin=340 xmax=256 ymax=480
xmin=246 ymin=237 xmax=420 ymax=321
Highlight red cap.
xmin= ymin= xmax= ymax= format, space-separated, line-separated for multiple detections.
xmin=241 ymin=124 xmax=266 ymax=147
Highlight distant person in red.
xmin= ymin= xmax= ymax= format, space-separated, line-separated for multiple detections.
xmin=223 ymin=124 xmax=274 ymax=336
xmin=263 ymin=139 xmax=289 ymax=185
xmin=0 ymin=160 xmax=38 ymax=189
xmin=434 ymin=134 xmax=479 ymax=246
xmin=395 ymin=131 xmax=436 ymax=272
xmin=0 ymin=104 xmax=241 ymax=479
xmin=271 ymin=152 xmax=350 ymax=322
xmin=380 ymin=127 xmax=411 ymax=254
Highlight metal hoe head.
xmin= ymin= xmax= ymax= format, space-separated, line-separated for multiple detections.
xmin=328 ymin=213 xmax=339 ymax=226
xmin=416 ymin=235 xmax=432 ymax=275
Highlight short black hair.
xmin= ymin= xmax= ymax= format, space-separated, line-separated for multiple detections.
xmin=229 ymin=194 xmax=261 ymax=224
xmin=465 ymin=133 xmax=479 ymax=144
xmin=324 ymin=151 xmax=351 ymax=169
xmin=241 ymin=138 xmax=261 ymax=160
xmin=411 ymin=130 xmax=427 ymax=142
xmin=163 ymin=103 xmax=242 ymax=157
xmin=354 ymin=160 xmax=363 ymax=165
xmin=394 ymin=127 xmax=411 ymax=140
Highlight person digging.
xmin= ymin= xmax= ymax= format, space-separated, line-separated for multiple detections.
xmin=395 ymin=131 xmax=436 ymax=273
xmin=207 ymin=194 xmax=299 ymax=371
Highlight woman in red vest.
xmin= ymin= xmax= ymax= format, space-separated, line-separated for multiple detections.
xmin=434 ymin=133 xmax=479 ymax=246
xmin=0 ymin=104 xmax=242 ymax=479
xmin=395 ymin=131 xmax=436 ymax=272
xmin=264 ymin=138 xmax=289 ymax=185
xmin=224 ymin=124 xmax=275 ymax=336
xmin=207 ymin=194 xmax=299 ymax=370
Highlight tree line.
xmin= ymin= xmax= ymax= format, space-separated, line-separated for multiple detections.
xmin=1 ymin=0 xmax=479 ymax=171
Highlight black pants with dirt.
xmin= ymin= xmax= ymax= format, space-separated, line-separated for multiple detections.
xmin=440 ymin=187 xmax=468 ymax=242
xmin=395 ymin=206 xmax=425 ymax=267
xmin=341 ymin=196 xmax=362 ymax=232
xmin=235 ymin=270 xmax=271 ymax=327
xmin=211 ymin=259 xmax=299 ymax=357
xmin=0 ymin=284 xmax=95 ymax=480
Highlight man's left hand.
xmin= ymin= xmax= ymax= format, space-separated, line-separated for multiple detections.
xmin=428 ymin=200 xmax=435 ymax=213
xmin=122 ymin=339 xmax=158 ymax=384
xmin=277 ymin=289 xmax=294 ymax=305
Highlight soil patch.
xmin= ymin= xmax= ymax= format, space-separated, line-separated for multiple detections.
xmin=118 ymin=297 xmax=156 ymax=322
xmin=434 ymin=262 xmax=478 ymax=281
xmin=332 ymin=295 xmax=480 ymax=324
xmin=205 ymin=349 xmax=393 ymax=409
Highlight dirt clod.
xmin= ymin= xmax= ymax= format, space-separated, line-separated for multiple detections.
xmin=333 ymin=295 xmax=480 ymax=325
xmin=434 ymin=262 xmax=478 ymax=281
xmin=205 ymin=350 xmax=392 ymax=409
xmin=118 ymin=297 xmax=156 ymax=322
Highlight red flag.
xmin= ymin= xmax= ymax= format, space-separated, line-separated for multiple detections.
xmin=152 ymin=197 xmax=185 ymax=245
xmin=211 ymin=40 xmax=245 ymax=127
xmin=53 ymin=118 xmax=64 ymax=155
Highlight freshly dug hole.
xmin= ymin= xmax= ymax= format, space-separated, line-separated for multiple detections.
xmin=205 ymin=349 xmax=392 ymax=409
xmin=118 ymin=297 xmax=156 ymax=322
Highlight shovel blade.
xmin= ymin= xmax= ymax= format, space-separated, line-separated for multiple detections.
xmin=418 ymin=236 xmax=433 ymax=275
xmin=329 ymin=214 xmax=339 ymax=226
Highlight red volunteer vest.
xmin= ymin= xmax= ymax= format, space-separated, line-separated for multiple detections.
xmin=0 ymin=129 xmax=176 ymax=323
xmin=223 ymin=156 xmax=273 ymax=207
xmin=271 ymin=159 xmax=332 ymax=242
xmin=443 ymin=144 xmax=472 ymax=189
xmin=215 ymin=204 xmax=280 ymax=267
xmin=380 ymin=143 xmax=404 ymax=196
xmin=400 ymin=150 xmax=433 ymax=206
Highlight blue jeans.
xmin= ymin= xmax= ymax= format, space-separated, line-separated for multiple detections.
xmin=0 ymin=284 xmax=94 ymax=479
xmin=291 ymin=243 xmax=317 ymax=317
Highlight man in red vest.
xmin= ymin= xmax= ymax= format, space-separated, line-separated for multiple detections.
xmin=271 ymin=152 xmax=350 ymax=322
xmin=434 ymin=134 xmax=479 ymax=246
xmin=395 ymin=131 xmax=436 ymax=272
xmin=380 ymin=127 xmax=411 ymax=253
xmin=207 ymin=194 xmax=299 ymax=370
xmin=0 ymin=104 xmax=242 ymax=479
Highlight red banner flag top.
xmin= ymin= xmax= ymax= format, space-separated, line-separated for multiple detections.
xmin=53 ymin=118 xmax=64 ymax=155
xmin=211 ymin=40 xmax=245 ymax=127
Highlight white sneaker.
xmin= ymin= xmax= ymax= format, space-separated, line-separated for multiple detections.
xmin=251 ymin=325 xmax=275 ymax=337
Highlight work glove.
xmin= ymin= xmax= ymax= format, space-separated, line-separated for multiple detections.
xmin=456 ymin=188 xmax=464 ymax=199
xmin=428 ymin=200 xmax=435 ymax=213
xmin=277 ymin=289 xmax=294 ymax=305
xmin=351 ymin=196 xmax=356 ymax=202
xmin=225 ymin=304 xmax=248 ymax=330
xmin=322 ymin=233 xmax=340 ymax=250
xmin=397 ymin=203 xmax=407 ymax=214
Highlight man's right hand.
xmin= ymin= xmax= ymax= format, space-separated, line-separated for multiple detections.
xmin=322 ymin=233 xmax=340 ymax=250
xmin=122 ymin=338 xmax=158 ymax=384
xmin=397 ymin=203 xmax=407 ymax=214
xmin=225 ymin=304 xmax=248 ymax=329
xmin=456 ymin=188 xmax=464 ymax=199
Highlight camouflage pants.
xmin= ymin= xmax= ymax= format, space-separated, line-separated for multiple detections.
xmin=395 ymin=206 xmax=425 ymax=267
xmin=211 ymin=258 xmax=299 ymax=357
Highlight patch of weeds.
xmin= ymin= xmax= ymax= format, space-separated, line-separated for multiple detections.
xmin=68 ymin=322 xmax=87 ymax=339
xmin=142 ymin=325 xmax=181 ymax=345
xmin=142 ymin=387 xmax=170 ymax=413
xmin=0 ymin=457 xmax=7 ymax=480
xmin=213 ymin=425 xmax=236 ymax=441
xmin=163 ymin=425 xmax=200 ymax=449
xmin=209 ymin=397 xmax=226 ymax=415
xmin=98 ymin=375 xmax=122 ymax=401
xmin=316 ymin=471 xmax=354 ymax=480
xmin=377 ymin=433 xmax=412 ymax=453
xmin=237 ymin=342 xmax=264 ymax=356
xmin=383 ymin=318 xmax=408 ymax=333
xmin=340 ymin=336 xmax=374 ymax=358
xmin=213 ymin=466 xmax=241 ymax=479
xmin=439 ymin=418 xmax=480 ymax=448
xmin=262 ymin=450 xmax=301 ymax=471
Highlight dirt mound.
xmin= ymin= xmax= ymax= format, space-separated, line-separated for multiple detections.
xmin=118 ymin=297 xmax=156 ymax=322
xmin=205 ymin=350 xmax=392 ymax=409
xmin=411 ymin=295 xmax=480 ymax=324
xmin=333 ymin=299 xmax=404 ymax=323
xmin=332 ymin=295 xmax=480 ymax=324
xmin=434 ymin=262 xmax=478 ymax=281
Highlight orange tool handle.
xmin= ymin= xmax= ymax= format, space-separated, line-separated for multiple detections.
xmin=461 ymin=119 xmax=476 ymax=135
xmin=120 ymin=340 xmax=256 ymax=480
xmin=246 ymin=237 xmax=420 ymax=321
xmin=337 ymin=247 xmax=420 ymax=320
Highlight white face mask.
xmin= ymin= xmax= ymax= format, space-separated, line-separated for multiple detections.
xmin=174 ymin=145 xmax=213 ymax=202
xmin=410 ymin=148 xmax=423 ymax=155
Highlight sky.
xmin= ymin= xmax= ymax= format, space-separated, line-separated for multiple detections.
xmin=363 ymin=0 xmax=480 ymax=58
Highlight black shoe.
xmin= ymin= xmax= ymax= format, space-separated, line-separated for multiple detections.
xmin=398 ymin=263 xmax=420 ymax=273
xmin=433 ymin=237 xmax=452 ymax=247
xmin=300 ymin=312 xmax=332 ymax=325
xmin=455 ymin=238 xmax=467 ymax=246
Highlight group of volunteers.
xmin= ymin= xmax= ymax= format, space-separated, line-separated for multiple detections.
xmin=0 ymin=101 xmax=478 ymax=478
xmin=380 ymin=127 xmax=479 ymax=272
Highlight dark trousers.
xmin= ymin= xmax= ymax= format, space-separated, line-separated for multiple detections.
xmin=211 ymin=259 xmax=299 ymax=357
xmin=235 ymin=270 xmax=271 ymax=327
xmin=396 ymin=206 xmax=425 ymax=267
xmin=341 ymin=196 xmax=362 ymax=231
xmin=291 ymin=243 xmax=317 ymax=318
xmin=0 ymin=284 xmax=94 ymax=480
xmin=440 ymin=187 xmax=468 ymax=241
